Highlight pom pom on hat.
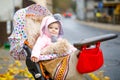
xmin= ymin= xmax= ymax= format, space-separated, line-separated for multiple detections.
xmin=53 ymin=13 xmax=62 ymax=21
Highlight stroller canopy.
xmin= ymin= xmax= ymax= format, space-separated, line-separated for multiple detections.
xmin=8 ymin=4 xmax=52 ymax=60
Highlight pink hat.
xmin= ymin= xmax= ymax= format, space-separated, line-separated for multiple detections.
xmin=40 ymin=14 xmax=63 ymax=37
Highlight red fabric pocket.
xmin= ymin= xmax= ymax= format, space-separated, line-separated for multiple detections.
xmin=76 ymin=42 xmax=104 ymax=74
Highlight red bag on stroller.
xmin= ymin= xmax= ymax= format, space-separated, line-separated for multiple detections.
xmin=76 ymin=42 xmax=104 ymax=74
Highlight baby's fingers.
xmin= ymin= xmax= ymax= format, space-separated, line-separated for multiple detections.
xmin=31 ymin=57 xmax=38 ymax=62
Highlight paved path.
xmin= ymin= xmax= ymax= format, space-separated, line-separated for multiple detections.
xmin=0 ymin=48 xmax=28 ymax=80
xmin=0 ymin=48 xmax=14 ymax=73
xmin=76 ymin=20 xmax=120 ymax=32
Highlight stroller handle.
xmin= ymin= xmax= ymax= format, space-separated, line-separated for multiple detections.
xmin=74 ymin=33 xmax=118 ymax=49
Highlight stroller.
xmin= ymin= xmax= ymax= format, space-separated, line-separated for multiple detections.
xmin=8 ymin=4 xmax=118 ymax=80
xmin=23 ymin=33 xmax=118 ymax=80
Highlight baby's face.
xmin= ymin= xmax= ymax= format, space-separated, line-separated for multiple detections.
xmin=48 ymin=22 xmax=60 ymax=37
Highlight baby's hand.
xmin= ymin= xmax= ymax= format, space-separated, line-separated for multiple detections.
xmin=31 ymin=56 xmax=39 ymax=62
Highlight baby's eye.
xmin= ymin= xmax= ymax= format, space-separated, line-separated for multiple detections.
xmin=55 ymin=28 xmax=58 ymax=30
xmin=49 ymin=26 xmax=53 ymax=29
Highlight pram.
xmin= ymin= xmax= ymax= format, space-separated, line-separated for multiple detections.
xmin=8 ymin=4 xmax=118 ymax=80
xmin=23 ymin=33 xmax=118 ymax=80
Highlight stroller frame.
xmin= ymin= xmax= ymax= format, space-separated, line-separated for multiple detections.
xmin=23 ymin=33 xmax=118 ymax=80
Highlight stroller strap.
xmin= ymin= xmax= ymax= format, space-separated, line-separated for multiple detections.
xmin=24 ymin=40 xmax=33 ymax=49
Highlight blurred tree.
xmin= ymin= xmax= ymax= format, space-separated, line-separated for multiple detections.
xmin=71 ymin=0 xmax=76 ymax=13
xmin=52 ymin=0 xmax=73 ymax=13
